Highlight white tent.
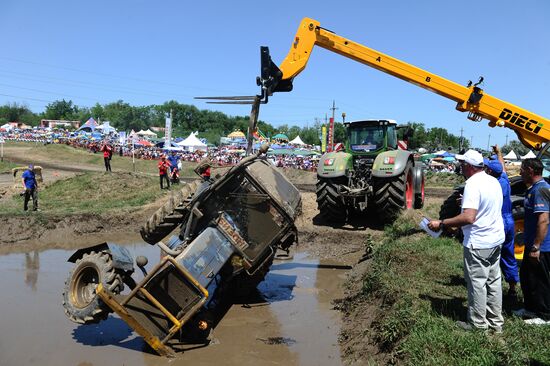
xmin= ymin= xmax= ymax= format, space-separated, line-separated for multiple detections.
xmin=176 ymin=132 xmax=207 ymax=152
xmin=95 ymin=121 xmax=117 ymax=134
xmin=521 ymin=150 xmax=537 ymax=160
xmin=1 ymin=123 xmax=13 ymax=131
xmin=137 ymin=129 xmax=157 ymax=137
xmin=503 ymin=150 xmax=518 ymax=160
xmin=289 ymin=136 xmax=306 ymax=145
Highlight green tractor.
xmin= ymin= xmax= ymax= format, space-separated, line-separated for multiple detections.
xmin=316 ymin=119 xmax=425 ymax=222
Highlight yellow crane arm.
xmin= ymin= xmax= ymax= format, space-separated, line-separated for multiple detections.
xmin=259 ymin=17 xmax=549 ymax=150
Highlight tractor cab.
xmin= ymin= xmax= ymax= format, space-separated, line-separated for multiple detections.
xmin=345 ymin=120 xmax=398 ymax=155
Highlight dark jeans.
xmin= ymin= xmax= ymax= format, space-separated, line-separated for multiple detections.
xmin=520 ymin=251 xmax=550 ymax=320
xmin=104 ymin=157 xmax=112 ymax=172
xmin=159 ymin=174 xmax=170 ymax=189
xmin=24 ymin=188 xmax=38 ymax=211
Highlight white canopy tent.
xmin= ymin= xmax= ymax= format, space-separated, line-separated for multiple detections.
xmin=0 ymin=123 xmax=13 ymax=131
xmin=176 ymin=132 xmax=207 ymax=152
xmin=503 ymin=150 xmax=518 ymax=160
xmin=521 ymin=150 xmax=537 ymax=160
xmin=289 ymin=136 xmax=306 ymax=145
xmin=136 ymin=129 xmax=157 ymax=138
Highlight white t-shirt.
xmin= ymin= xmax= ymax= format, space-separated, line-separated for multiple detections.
xmin=461 ymin=171 xmax=505 ymax=249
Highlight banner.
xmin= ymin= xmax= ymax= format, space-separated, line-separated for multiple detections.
xmin=118 ymin=131 xmax=126 ymax=144
xmin=321 ymin=126 xmax=327 ymax=153
xmin=165 ymin=116 xmax=172 ymax=147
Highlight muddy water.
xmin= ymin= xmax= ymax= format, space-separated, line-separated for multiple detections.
xmin=0 ymin=238 xmax=346 ymax=366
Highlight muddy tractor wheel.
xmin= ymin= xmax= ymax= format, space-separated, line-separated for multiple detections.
xmin=62 ymin=251 xmax=123 ymax=324
xmin=439 ymin=188 xmax=464 ymax=241
xmin=316 ymin=177 xmax=347 ymax=222
xmin=373 ymin=162 xmax=413 ymax=222
xmin=140 ymin=180 xmax=201 ymax=245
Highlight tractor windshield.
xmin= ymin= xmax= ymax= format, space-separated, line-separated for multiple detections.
xmin=349 ymin=126 xmax=385 ymax=152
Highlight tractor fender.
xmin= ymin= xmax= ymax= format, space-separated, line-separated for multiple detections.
xmin=67 ymin=242 xmax=134 ymax=272
xmin=317 ymin=151 xmax=353 ymax=179
xmin=371 ymin=150 xmax=413 ymax=178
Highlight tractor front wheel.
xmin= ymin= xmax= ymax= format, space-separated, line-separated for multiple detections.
xmin=62 ymin=251 xmax=123 ymax=324
xmin=373 ymin=162 xmax=413 ymax=223
xmin=316 ymin=177 xmax=347 ymax=222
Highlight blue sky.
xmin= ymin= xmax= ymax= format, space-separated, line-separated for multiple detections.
xmin=1 ymin=0 xmax=549 ymax=148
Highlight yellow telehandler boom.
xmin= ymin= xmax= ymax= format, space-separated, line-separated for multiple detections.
xmin=257 ymin=17 xmax=549 ymax=150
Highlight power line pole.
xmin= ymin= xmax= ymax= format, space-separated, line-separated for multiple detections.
xmin=459 ymin=127 xmax=464 ymax=151
xmin=470 ymin=136 xmax=473 ymax=148
xmin=487 ymin=134 xmax=491 ymax=152
xmin=505 ymin=134 xmax=508 ymax=146
xmin=330 ymin=100 xmax=338 ymax=121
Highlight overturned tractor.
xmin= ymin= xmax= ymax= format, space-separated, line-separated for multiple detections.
xmin=62 ymin=147 xmax=301 ymax=357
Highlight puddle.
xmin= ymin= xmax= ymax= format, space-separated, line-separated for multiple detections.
xmin=0 ymin=237 xmax=346 ymax=366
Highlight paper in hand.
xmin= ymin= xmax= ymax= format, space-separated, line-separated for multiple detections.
xmin=419 ymin=217 xmax=442 ymax=238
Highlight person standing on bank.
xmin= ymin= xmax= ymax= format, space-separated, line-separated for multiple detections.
xmin=22 ymin=164 xmax=39 ymax=211
xmin=100 ymin=141 xmax=112 ymax=172
xmin=158 ymin=155 xmax=171 ymax=189
xmin=484 ymin=155 xmax=520 ymax=297
xmin=428 ymin=149 xmax=505 ymax=332
xmin=515 ymin=158 xmax=550 ymax=323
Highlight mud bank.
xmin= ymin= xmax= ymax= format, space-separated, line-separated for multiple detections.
xmin=0 ymin=206 xmax=158 ymax=252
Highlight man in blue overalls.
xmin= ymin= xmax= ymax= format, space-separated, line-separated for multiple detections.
xmin=21 ymin=164 xmax=39 ymax=211
xmin=484 ymin=157 xmax=519 ymax=296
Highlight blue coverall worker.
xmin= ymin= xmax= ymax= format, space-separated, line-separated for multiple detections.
xmin=485 ymin=158 xmax=519 ymax=295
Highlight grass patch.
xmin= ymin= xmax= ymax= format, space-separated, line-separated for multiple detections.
xmin=0 ymin=160 xmax=17 ymax=173
xmin=352 ymin=214 xmax=550 ymax=365
xmin=425 ymin=171 xmax=464 ymax=188
xmin=0 ymin=171 xmax=164 ymax=216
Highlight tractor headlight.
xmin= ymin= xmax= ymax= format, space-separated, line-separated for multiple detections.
xmin=383 ymin=157 xmax=395 ymax=165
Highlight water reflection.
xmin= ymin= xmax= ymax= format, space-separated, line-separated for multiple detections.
xmin=24 ymin=251 xmax=39 ymax=291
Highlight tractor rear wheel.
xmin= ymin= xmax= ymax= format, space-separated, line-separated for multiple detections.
xmin=140 ymin=180 xmax=202 ymax=244
xmin=316 ymin=177 xmax=347 ymax=222
xmin=373 ymin=162 xmax=413 ymax=222
xmin=439 ymin=188 xmax=464 ymax=241
xmin=62 ymin=250 xmax=123 ymax=324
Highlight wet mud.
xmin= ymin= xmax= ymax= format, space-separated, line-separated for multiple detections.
xmin=0 ymin=234 xmax=349 ymax=366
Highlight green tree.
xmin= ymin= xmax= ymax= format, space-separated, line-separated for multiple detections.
xmin=43 ymin=99 xmax=78 ymax=120
xmin=502 ymin=140 xmax=529 ymax=156
xmin=0 ymin=102 xmax=39 ymax=125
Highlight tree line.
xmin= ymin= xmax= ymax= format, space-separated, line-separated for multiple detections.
xmin=1 ymin=99 xmax=525 ymax=153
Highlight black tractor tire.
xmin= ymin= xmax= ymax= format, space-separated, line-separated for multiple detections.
xmin=316 ymin=177 xmax=347 ymax=222
xmin=373 ymin=161 xmax=413 ymax=223
xmin=439 ymin=188 xmax=464 ymax=241
xmin=62 ymin=251 xmax=123 ymax=324
xmin=140 ymin=180 xmax=201 ymax=244
xmin=413 ymin=166 xmax=425 ymax=209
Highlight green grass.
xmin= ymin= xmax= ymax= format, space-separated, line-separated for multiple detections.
xmin=425 ymin=171 xmax=464 ymax=188
xmin=5 ymin=143 xmax=200 ymax=178
xmin=350 ymin=214 xmax=550 ymax=365
xmin=0 ymin=160 xmax=17 ymax=173
xmin=0 ymin=171 xmax=165 ymax=216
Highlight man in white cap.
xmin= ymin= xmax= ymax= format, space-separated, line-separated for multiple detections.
xmin=429 ymin=149 xmax=505 ymax=332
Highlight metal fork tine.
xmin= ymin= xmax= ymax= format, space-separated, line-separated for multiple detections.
xmin=205 ymin=101 xmax=255 ymax=105
xmin=195 ymin=96 xmax=256 ymax=100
